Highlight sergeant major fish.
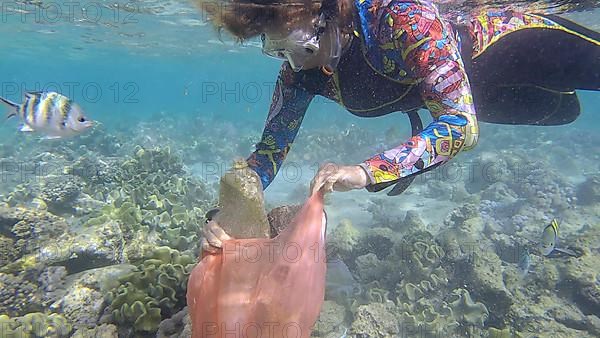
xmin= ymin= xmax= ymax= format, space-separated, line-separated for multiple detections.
xmin=0 ymin=91 xmax=93 ymax=139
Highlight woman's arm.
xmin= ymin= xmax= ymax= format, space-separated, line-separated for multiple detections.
xmin=247 ymin=63 xmax=315 ymax=189
xmin=360 ymin=1 xmax=479 ymax=186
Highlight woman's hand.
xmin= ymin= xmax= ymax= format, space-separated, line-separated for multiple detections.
xmin=310 ymin=163 xmax=369 ymax=195
xmin=201 ymin=220 xmax=233 ymax=253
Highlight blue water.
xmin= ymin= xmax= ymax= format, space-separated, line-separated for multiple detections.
xmin=1 ymin=1 xmax=600 ymax=337
xmin=0 ymin=0 xmax=426 ymax=135
xmin=1 ymin=1 xmax=598 ymax=133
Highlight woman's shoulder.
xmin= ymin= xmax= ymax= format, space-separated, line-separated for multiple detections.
xmin=357 ymin=0 xmax=437 ymax=13
xmin=356 ymin=0 xmax=439 ymax=31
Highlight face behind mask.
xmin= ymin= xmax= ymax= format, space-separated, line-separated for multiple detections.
xmin=261 ymin=13 xmax=342 ymax=72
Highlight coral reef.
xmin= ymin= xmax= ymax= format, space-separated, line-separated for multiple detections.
xmin=392 ymin=232 xmax=488 ymax=336
xmin=448 ymin=288 xmax=489 ymax=326
xmin=325 ymin=219 xmax=491 ymax=337
xmin=363 ymin=197 xmax=405 ymax=230
xmin=37 ymin=175 xmax=83 ymax=214
xmin=72 ymin=323 xmax=119 ymax=338
xmin=2 ymin=150 xmax=91 ymax=215
xmin=3 ymin=215 xmax=125 ymax=276
xmin=3 ymin=146 xmax=215 ymax=254
xmin=544 ymin=226 xmax=600 ymax=317
xmin=0 ymin=272 xmax=40 ymax=317
xmin=105 ymin=247 xmax=195 ymax=334
xmin=56 ymin=265 xmax=136 ymax=331
xmin=344 ymin=226 xmax=404 ymax=289
xmin=0 ymin=235 xmax=16 ymax=266
xmin=454 ymin=247 xmax=512 ymax=326
xmin=395 ymin=285 xmax=489 ymax=336
xmin=402 ymin=210 xmax=426 ymax=231
xmin=327 ymin=219 xmax=359 ymax=262
xmin=395 ymin=280 xmax=459 ymax=335
xmin=0 ymin=312 xmax=71 ymax=338
xmin=0 ymin=146 xmax=213 ymax=336
xmin=1 ymin=115 xmax=599 ymax=337
xmin=350 ymin=302 xmax=400 ymax=337
xmin=156 ymin=308 xmax=191 ymax=338
xmin=480 ymin=155 xmax=576 ymax=230
xmin=311 ymin=301 xmax=346 ymax=337
xmin=0 ymin=205 xmax=69 ymax=264
xmin=577 ymin=175 xmax=600 ymax=205
xmin=94 ymin=146 xmax=214 ymax=251
xmin=354 ymin=227 xmax=398 ymax=263
xmin=38 ymin=266 xmax=68 ymax=308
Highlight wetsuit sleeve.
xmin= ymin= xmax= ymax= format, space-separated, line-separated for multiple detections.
xmin=247 ymin=63 xmax=315 ymax=189
xmin=360 ymin=2 xmax=479 ymax=186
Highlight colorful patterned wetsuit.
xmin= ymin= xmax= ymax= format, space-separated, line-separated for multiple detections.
xmin=246 ymin=0 xmax=597 ymax=190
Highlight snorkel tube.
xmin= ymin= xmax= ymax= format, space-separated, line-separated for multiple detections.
xmin=319 ymin=0 xmax=342 ymax=74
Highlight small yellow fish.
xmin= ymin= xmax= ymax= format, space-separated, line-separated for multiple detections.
xmin=1 ymin=91 xmax=93 ymax=139
xmin=540 ymin=219 xmax=577 ymax=257
xmin=540 ymin=219 xmax=559 ymax=256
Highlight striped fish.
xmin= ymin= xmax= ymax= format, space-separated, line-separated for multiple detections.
xmin=0 ymin=91 xmax=93 ymax=139
xmin=540 ymin=219 xmax=560 ymax=256
xmin=540 ymin=218 xmax=577 ymax=257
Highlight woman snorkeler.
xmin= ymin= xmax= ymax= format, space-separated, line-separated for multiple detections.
xmin=197 ymin=0 xmax=600 ymax=251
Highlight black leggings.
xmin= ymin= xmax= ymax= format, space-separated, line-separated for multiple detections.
xmin=461 ymin=15 xmax=600 ymax=125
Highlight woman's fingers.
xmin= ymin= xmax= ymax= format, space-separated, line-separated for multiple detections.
xmin=322 ymin=176 xmax=336 ymax=193
xmin=310 ymin=163 xmax=339 ymax=195
xmin=311 ymin=172 xmax=336 ymax=195
xmin=209 ymin=221 xmax=233 ymax=242
xmin=202 ymin=220 xmax=233 ymax=251
xmin=310 ymin=175 xmax=325 ymax=195
xmin=315 ymin=175 xmax=340 ymax=195
xmin=201 ymin=237 xmax=219 ymax=253
xmin=310 ymin=169 xmax=325 ymax=195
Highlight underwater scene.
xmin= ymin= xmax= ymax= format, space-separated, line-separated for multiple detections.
xmin=0 ymin=0 xmax=600 ymax=337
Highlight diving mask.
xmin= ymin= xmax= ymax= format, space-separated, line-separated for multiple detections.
xmin=261 ymin=13 xmax=342 ymax=72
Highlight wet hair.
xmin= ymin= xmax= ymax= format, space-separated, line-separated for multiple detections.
xmin=194 ymin=0 xmax=324 ymax=40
